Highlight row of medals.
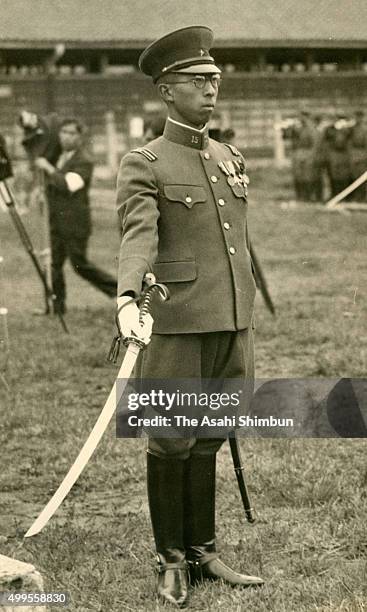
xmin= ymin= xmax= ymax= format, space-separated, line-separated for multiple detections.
xmin=218 ymin=160 xmax=250 ymax=197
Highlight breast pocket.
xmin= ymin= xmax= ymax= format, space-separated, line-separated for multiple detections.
xmin=163 ymin=184 xmax=207 ymax=208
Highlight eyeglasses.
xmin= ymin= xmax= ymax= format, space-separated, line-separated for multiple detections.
xmin=167 ymin=73 xmax=222 ymax=89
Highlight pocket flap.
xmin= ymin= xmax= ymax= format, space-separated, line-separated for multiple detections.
xmin=152 ymin=260 xmax=197 ymax=282
xmin=164 ymin=185 xmax=206 ymax=208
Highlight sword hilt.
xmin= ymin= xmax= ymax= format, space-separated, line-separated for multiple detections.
xmin=138 ymin=272 xmax=170 ymax=324
xmin=107 ymin=273 xmax=169 ymax=363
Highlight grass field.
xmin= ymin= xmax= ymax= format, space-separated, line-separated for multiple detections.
xmin=0 ymin=167 xmax=366 ymax=611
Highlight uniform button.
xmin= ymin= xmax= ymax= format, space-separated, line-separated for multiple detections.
xmin=185 ymin=196 xmax=192 ymax=203
xmin=229 ymin=247 xmax=236 ymax=255
xmin=204 ymin=152 xmax=210 ymax=160
xmin=223 ymin=222 xmax=230 ymax=230
xmin=218 ymin=198 xmax=225 ymax=206
xmin=211 ymin=175 xmax=218 ymax=183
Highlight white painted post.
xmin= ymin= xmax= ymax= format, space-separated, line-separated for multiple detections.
xmin=274 ymin=111 xmax=287 ymax=168
xmin=105 ymin=111 xmax=119 ymax=175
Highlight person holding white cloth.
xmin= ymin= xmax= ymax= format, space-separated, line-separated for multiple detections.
xmin=35 ymin=118 xmax=116 ymax=314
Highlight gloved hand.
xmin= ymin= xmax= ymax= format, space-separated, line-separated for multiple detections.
xmin=117 ymin=296 xmax=153 ymax=345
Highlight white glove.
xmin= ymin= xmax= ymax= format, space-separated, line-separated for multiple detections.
xmin=117 ymin=296 xmax=153 ymax=345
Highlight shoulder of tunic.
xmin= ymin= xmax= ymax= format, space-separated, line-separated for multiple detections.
xmin=130 ymin=147 xmax=158 ymax=162
xmin=222 ymin=143 xmax=241 ymax=156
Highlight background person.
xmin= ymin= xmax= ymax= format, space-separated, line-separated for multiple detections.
xmin=348 ymin=110 xmax=367 ymax=202
xmin=221 ymin=127 xmax=236 ymax=145
xmin=323 ymin=113 xmax=352 ymax=199
xmin=35 ymin=118 xmax=116 ymax=314
xmin=285 ymin=110 xmax=318 ymax=201
xmin=143 ymin=115 xmax=167 ymax=143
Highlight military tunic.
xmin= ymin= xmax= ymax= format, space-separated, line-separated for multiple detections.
xmin=117 ymin=118 xmax=256 ymax=333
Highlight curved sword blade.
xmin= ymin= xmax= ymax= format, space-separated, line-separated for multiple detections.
xmin=24 ymin=343 xmax=141 ymax=538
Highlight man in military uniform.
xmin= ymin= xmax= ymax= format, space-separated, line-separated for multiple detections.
xmin=323 ymin=113 xmax=352 ymax=199
xmin=116 ymin=27 xmax=263 ymax=607
xmin=286 ymin=110 xmax=318 ymax=201
xmin=34 ymin=118 xmax=117 ymax=314
xmin=311 ymin=114 xmax=327 ymax=202
xmin=348 ymin=110 xmax=367 ymax=202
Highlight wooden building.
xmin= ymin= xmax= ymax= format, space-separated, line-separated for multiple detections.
xmin=0 ymin=0 xmax=366 ymax=159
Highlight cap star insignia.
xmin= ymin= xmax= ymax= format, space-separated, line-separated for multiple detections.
xmin=200 ymin=49 xmax=206 ymax=56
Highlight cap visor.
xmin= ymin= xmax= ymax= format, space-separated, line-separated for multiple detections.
xmin=175 ymin=63 xmax=221 ymax=74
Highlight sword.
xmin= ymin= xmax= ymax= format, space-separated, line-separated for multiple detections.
xmin=229 ymin=434 xmax=256 ymax=523
xmin=249 ymin=244 xmax=276 ymax=316
xmin=24 ymin=275 xmax=169 ymax=537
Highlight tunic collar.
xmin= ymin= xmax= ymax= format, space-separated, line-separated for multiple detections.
xmin=163 ymin=117 xmax=209 ymax=150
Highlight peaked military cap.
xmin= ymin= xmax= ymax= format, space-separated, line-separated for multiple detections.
xmin=139 ymin=26 xmax=221 ymax=83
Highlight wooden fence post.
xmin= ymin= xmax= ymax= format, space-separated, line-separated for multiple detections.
xmin=274 ymin=111 xmax=287 ymax=167
xmin=105 ymin=111 xmax=119 ymax=175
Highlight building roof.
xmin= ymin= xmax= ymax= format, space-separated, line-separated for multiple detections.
xmin=1 ymin=0 xmax=366 ymax=48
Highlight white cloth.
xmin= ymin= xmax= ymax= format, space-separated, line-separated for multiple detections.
xmin=64 ymin=172 xmax=85 ymax=193
xmin=56 ymin=151 xmax=85 ymax=193
xmin=117 ymin=296 xmax=153 ymax=345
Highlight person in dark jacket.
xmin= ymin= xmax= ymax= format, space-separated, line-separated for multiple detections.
xmin=116 ymin=26 xmax=263 ymax=607
xmin=286 ymin=111 xmax=318 ymax=201
xmin=323 ymin=115 xmax=352 ymax=198
xmin=35 ymin=118 xmax=116 ymax=314
xmin=348 ymin=110 xmax=367 ymax=202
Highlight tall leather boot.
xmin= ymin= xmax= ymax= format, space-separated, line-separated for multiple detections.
xmin=147 ymin=452 xmax=189 ymax=607
xmin=184 ymin=453 xmax=264 ymax=588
